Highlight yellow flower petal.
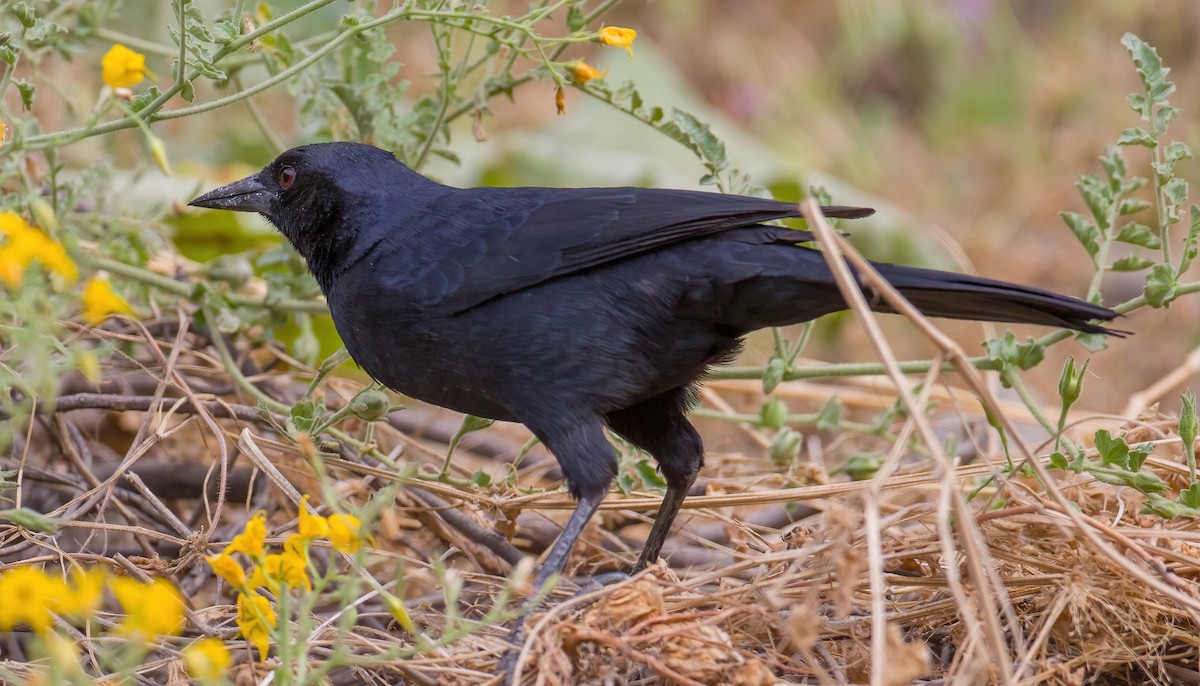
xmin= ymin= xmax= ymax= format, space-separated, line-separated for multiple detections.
xmin=101 ymin=44 xmax=149 ymax=89
xmin=253 ymin=550 xmax=310 ymax=593
xmin=58 ymin=567 xmax=106 ymax=621
xmin=327 ymin=513 xmax=365 ymax=553
xmin=0 ymin=211 xmax=77 ymax=287
xmin=112 ymin=576 xmax=186 ymax=638
xmin=0 ymin=566 xmax=63 ymax=633
xmin=598 ymin=26 xmax=637 ymax=57
xmin=236 ymin=592 xmax=276 ymax=661
xmin=566 ymin=61 xmax=606 ymax=85
xmin=81 ymin=275 xmax=133 ymax=325
xmin=184 ymin=638 xmax=232 ymax=684
xmin=297 ymin=494 xmax=329 ymax=540
xmin=226 ymin=511 xmax=267 ymax=558
xmin=207 ymin=552 xmax=248 ymax=588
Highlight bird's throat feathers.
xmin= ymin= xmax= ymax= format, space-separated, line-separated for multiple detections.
xmin=273 ymin=183 xmax=356 ymax=291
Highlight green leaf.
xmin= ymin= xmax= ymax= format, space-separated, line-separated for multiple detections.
xmin=1181 ymin=391 xmax=1197 ymax=449
xmin=1128 ymin=442 xmax=1154 ymax=471
xmin=1142 ymin=494 xmax=1189 ymax=518
xmin=633 ymin=458 xmax=667 ymax=492
xmin=1144 ymin=263 xmax=1178 ymax=307
xmin=1049 ymin=451 xmax=1070 ymax=470
xmin=130 ymin=86 xmax=163 ymax=113
xmin=1117 ymin=127 xmax=1156 ymax=147
xmin=566 ymin=4 xmax=586 ymax=32
xmin=1115 ymin=222 xmax=1162 ymax=249
xmin=1180 ymin=206 xmax=1200 ymax=274
xmin=1076 ymin=174 xmax=1113 ymax=229
xmin=1165 ymin=141 xmax=1194 ymax=165
xmin=1060 ymin=211 xmax=1099 ymax=259
xmin=1181 ymin=390 xmax=1197 ymax=482
xmin=1180 ymin=483 xmax=1200 ymax=509
xmin=1074 ymin=332 xmax=1110 ymax=352
xmin=1093 ymin=429 xmax=1129 ymax=468
xmin=658 ymin=108 xmax=729 ymax=174
xmin=212 ymin=19 xmax=239 ymax=44
xmin=460 ymin=414 xmax=494 ymax=434
xmin=1118 ymin=197 xmax=1152 ymax=216
xmin=12 ymin=3 xmax=35 ymax=28
xmin=985 ymin=332 xmax=1046 ymax=381
xmin=470 ymin=469 xmax=492 ymax=487
xmin=1121 ymin=33 xmax=1173 ymax=105
xmin=1127 ymin=93 xmax=1149 ymax=119
xmin=815 ymin=397 xmax=841 ymax=431
xmin=1164 ymin=177 xmax=1188 ymax=211
xmin=1110 ymin=253 xmax=1154 ymax=271
xmin=1099 ymin=145 xmax=1127 ymax=185
xmin=15 ymin=80 xmax=34 ymax=110
xmin=616 ymin=471 xmax=635 ymax=495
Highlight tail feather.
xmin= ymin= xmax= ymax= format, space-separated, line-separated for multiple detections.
xmin=688 ymin=241 xmax=1122 ymax=336
xmin=870 ymin=262 xmax=1123 ymax=336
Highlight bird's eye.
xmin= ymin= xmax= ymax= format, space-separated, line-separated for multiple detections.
xmin=278 ymin=166 xmax=297 ymax=189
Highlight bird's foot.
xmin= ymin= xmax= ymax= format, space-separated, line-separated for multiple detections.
xmin=568 ymin=570 xmax=631 ymax=595
xmin=496 ymin=620 xmax=527 ymax=686
xmin=496 ymin=571 xmax=630 ymax=684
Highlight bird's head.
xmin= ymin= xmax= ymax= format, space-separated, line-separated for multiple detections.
xmin=189 ymin=142 xmax=438 ymax=284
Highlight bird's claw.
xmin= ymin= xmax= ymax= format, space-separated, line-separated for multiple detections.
xmin=569 ymin=570 xmax=631 ymax=595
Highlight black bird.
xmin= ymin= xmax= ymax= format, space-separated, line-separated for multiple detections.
xmin=190 ymin=142 xmax=1119 ymax=587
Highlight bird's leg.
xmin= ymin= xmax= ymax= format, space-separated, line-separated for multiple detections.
xmin=500 ymin=492 xmax=604 ymax=684
xmin=531 ymin=489 xmax=606 ymax=589
xmin=502 ymin=415 xmax=616 ymax=655
xmin=607 ymin=389 xmax=705 ymax=572
xmin=634 ymin=472 xmax=697 ymax=571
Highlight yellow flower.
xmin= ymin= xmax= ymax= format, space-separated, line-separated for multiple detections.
xmin=57 ymin=567 xmax=106 ymax=621
xmin=566 ymin=61 xmax=606 ymax=85
xmin=297 ymin=495 xmax=328 ymax=540
xmin=184 ymin=638 xmax=232 ymax=685
xmin=236 ymin=592 xmax=276 ymax=661
xmin=249 ymin=548 xmax=310 ymax=592
xmin=0 ymin=120 xmax=6 ymax=142
xmin=327 ymin=513 xmax=365 ymax=553
xmin=101 ymin=44 xmax=150 ymax=89
xmin=0 ymin=566 xmax=64 ymax=633
xmin=112 ymin=576 xmax=186 ymax=638
xmin=81 ymin=275 xmax=133 ymax=325
xmin=555 ymin=86 xmax=566 ymax=115
xmin=598 ymin=26 xmax=637 ymax=57
xmin=0 ymin=211 xmax=77 ymax=286
xmin=227 ymin=511 xmax=268 ymax=558
xmin=207 ymin=552 xmax=248 ymax=588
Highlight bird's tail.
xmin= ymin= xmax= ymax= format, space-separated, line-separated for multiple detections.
xmin=867 ymin=262 xmax=1123 ymax=335
xmin=689 ymin=241 xmax=1122 ymax=336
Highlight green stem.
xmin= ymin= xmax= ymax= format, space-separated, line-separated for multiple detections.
xmin=85 ymin=254 xmax=329 ymax=314
xmin=413 ymin=22 xmax=454 ymax=172
xmin=203 ymin=306 xmax=289 ymax=413
xmin=11 ymin=0 xmax=339 ymax=152
xmin=92 ymin=28 xmax=178 ymax=58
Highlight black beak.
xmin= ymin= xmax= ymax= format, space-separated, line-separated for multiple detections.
xmin=189 ymin=174 xmax=272 ymax=214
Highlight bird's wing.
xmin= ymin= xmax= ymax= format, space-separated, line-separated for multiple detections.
xmin=385 ymin=186 xmax=873 ymax=314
